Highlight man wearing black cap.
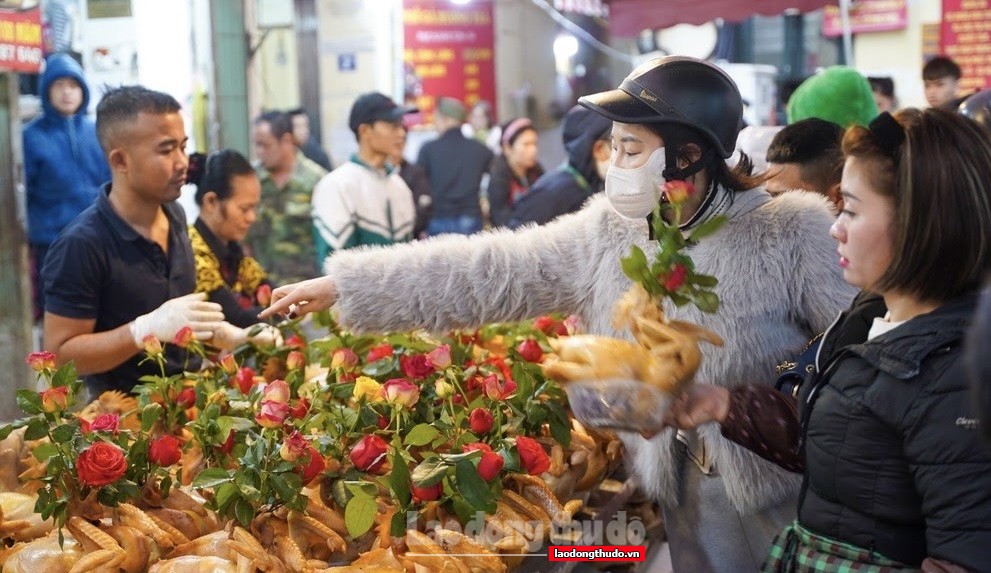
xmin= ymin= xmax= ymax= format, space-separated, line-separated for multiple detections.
xmin=416 ymin=97 xmax=493 ymax=236
xmin=311 ymin=92 xmax=417 ymax=264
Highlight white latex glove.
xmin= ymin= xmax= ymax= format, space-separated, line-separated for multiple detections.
xmin=211 ymin=322 xmax=283 ymax=351
xmin=130 ymin=292 xmax=225 ymax=346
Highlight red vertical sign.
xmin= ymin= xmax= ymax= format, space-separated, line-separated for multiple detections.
xmin=0 ymin=5 xmax=43 ymax=73
xmin=941 ymin=0 xmax=991 ymax=93
xmin=402 ymin=0 xmax=496 ymax=125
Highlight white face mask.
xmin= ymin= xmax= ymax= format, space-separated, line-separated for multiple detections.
xmin=604 ymin=147 xmax=666 ymax=219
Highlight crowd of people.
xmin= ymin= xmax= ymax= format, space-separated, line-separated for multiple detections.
xmin=20 ymin=48 xmax=991 ymax=572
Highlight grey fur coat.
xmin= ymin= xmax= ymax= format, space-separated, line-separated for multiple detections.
xmin=324 ymin=189 xmax=856 ymax=514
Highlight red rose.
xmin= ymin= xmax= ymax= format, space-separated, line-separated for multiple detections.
xmin=426 ymin=345 xmax=452 ymax=370
xmin=400 ymin=354 xmax=435 ymax=379
xmin=172 ymin=326 xmax=195 ymax=348
xmin=382 ymin=378 xmax=420 ymax=408
xmin=662 ymin=263 xmax=688 ymax=292
xmin=411 ymin=482 xmax=443 ymax=503
xmin=285 ymin=335 xmax=305 ymax=349
xmin=297 ymin=444 xmax=326 ymax=485
xmin=89 ymin=413 xmax=120 ymax=435
xmin=349 ymin=434 xmax=389 ymax=474
xmin=286 ymin=351 xmax=305 ymax=371
xmin=331 ymin=348 xmax=359 ymax=371
xmin=469 ymin=408 xmax=494 ymax=434
xmin=39 ymin=386 xmax=69 ymax=413
xmin=280 ymin=430 xmax=309 ymax=462
xmin=218 ymin=353 xmax=237 ymax=375
xmin=533 ymin=316 xmax=560 ymax=335
xmin=256 ymin=400 xmax=290 ymax=428
xmin=376 ymin=415 xmax=390 ymax=430
xmin=217 ymin=431 xmax=235 ymax=454
xmin=255 ymin=284 xmax=272 ymax=307
xmin=232 ymin=367 xmax=256 ymax=394
xmin=149 ymin=435 xmax=182 ymax=466
xmin=463 ymin=443 xmax=504 ymax=481
xmin=76 ymin=442 xmax=127 ymax=487
xmin=175 ymin=387 xmax=196 ymax=409
xmin=516 ymin=436 xmax=551 ymax=476
xmin=516 ymin=339 xmax=543 ymax=363
xmin=663 ymin=179 xmax=695 ymax=204
xmin=25 ymin=351 xmax=56 ymax=373
xmin=289 ymin=398 xmax=310 ymax=419
xmin=367 ymin=343 xmax=394 ymax=362
xmin=483 ymin=374 xmax=517 ymax=401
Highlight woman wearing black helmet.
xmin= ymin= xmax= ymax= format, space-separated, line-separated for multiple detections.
xmin=261 ymin=56 xmax=855 ymax=571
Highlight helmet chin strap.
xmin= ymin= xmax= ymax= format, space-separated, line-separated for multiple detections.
xmin=658 ymin=146 xmax=720 ymax=230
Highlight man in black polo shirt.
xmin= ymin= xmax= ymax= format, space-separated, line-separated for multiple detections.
xmin=43 ymin=86 xmax=226 ymax=396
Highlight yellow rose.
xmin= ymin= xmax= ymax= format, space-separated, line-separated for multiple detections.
xmin=353 ymin=376 xmax=383 ymax=402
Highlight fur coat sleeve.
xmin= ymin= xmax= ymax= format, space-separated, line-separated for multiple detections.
xmin=323 ymin=197 xmax=640 ymax=334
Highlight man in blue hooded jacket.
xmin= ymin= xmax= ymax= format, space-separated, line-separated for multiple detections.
xmin=24 ymin=53 xmax=110 ymax=319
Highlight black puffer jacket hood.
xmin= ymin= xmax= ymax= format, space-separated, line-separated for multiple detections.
xmin=562 ymin=105 xmax=612 ymax=186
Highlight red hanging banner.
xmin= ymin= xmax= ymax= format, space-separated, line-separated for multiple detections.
xmin=941 ymin=0 xmax=991 ymax=93
xmin=821 ymin=0 xmax=907 ymax=38
xmin=402 ymin=0 xmax=496 ymax=126
xmin=0 ymin=4 xmax=43 ymax=73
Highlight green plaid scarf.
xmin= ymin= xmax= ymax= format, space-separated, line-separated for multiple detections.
xmin=762 ymin=520 xmax=921 ymax=573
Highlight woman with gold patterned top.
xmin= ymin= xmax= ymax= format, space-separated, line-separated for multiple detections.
xmin=187 ymin=150 xmax=273 ymax=328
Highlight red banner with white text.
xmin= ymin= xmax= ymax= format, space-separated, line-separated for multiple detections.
xmin=941 ymin=0 xmax=991 ymax=93
xmin=0 ymin=5 xmax=42 ymax=73
xmin=402 ymin=0 xmax=496 ymax=126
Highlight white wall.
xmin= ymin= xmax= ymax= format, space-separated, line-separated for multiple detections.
xmin=854 ymin=0 xmax=942 ymax=109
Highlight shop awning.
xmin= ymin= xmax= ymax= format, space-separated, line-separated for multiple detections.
xmin=605 ymin=0 xmax=837 ymax=36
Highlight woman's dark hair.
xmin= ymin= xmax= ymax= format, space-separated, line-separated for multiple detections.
xmin=188 ymin=149 xmax=255 ymax=205
xmin=843 ymin=107 xmax=991 ymax=302
xmin=645 ymin=123 xmax=767 ymax=192
xmin=500 ymin=117 xmax=536 ymax=148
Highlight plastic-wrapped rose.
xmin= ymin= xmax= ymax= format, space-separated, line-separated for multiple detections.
xmin=88 ymin=413 xmax=120 ymax=435
xmin=76 ymin=442 xmax=127 ymax=487
xmin=463 ymin=443 xmax=504 ymax=481
xmin=350 ymin=434 xmax=389 ymax=474
xmin=516 ymin=436 xmax=551 ymax=476
xmin=469 ymin=408 xmax=494 ymax=434
xmin=382 ymin=378 xmax=419 ymax=408
xmin=39 ymin=386 xmax=69 ymax=413
xmin=149 ymin=435 xmax=182 ymax=466
xmin=25 ymin=351 xmax=56 ymax=373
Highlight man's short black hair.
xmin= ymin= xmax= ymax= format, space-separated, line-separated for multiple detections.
xmin=767 ymin=118 xmax=844 ymax=193
xmin=95 ymin=85 xmax=181 ymax=155
xmin=868 ymin=76 xmax=895 ymax=98
xmin=287 ymin=107 xmax=308 ymax=119
xmin=923 ymin=56 xmax=961 ymax=81
xmin=255 ymin=110 xmax=293 ymax=140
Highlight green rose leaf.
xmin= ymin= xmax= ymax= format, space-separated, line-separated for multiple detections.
xmin=344 ymin=490 xmax=377 ymax=538
xmin=404 ymin=423 xmax=440 ymax=446
xmin=52 ymin=363 xmax=77 ymax=389
xmin=389 ymin=450 xmax=411 ymax=507
xmin=32 ymin=441 xmax=58 ymax=462
xmin=16 ymin=390 xmax=43 ymax=415
xmin=191 ymin=467 xmax=234 ymax=489
xmin=454 ymin=459 xmax=495 ymax=513
xmin=411 ymin=458 xmax=448 ymax=487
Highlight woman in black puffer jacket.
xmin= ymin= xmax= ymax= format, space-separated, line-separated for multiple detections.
xmin=666 ymin=108 xmax=991 ymax=572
